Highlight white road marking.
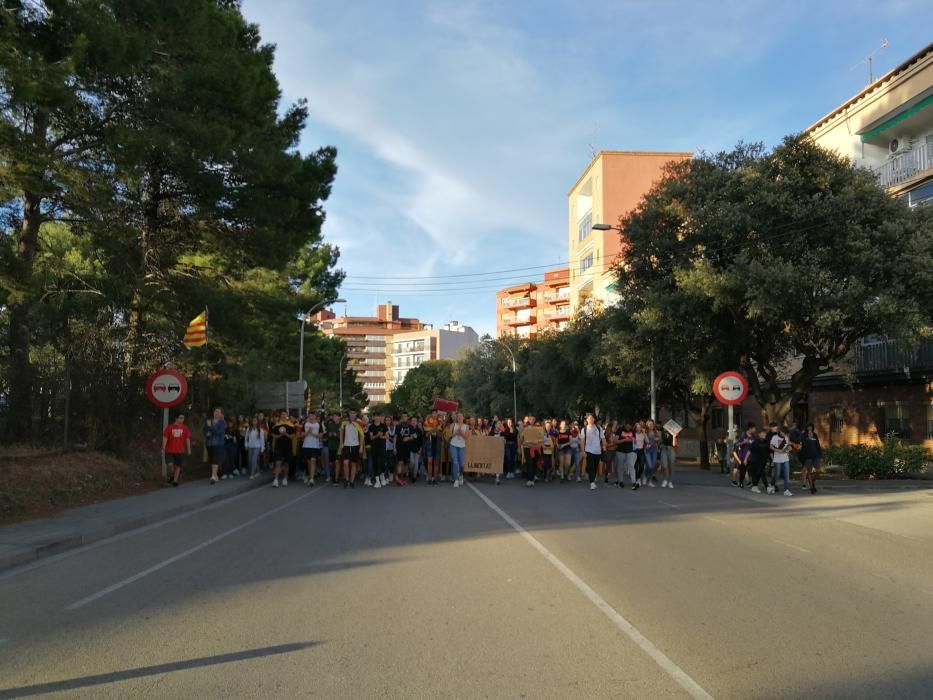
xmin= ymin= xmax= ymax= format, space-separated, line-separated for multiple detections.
xmin=0 ymin=484 xmax=267 ymax=582
xmin=772 ymin=539 xmax=811 ymax=554
xmin=703 ymin=516 xmax=729 ymax=526
xmin=467 ymin=483 xmax=714 ymax=700
xmin=657 ymin=501 xmax=680 ymax=509
xmin=65 ymin=490 xmax=319 ymax=611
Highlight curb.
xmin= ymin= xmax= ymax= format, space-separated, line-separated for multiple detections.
xmin=0 ymin=475 xmax=271 ymax=575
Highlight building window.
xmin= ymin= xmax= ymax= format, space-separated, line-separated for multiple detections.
xmin=579 ymin=253 xmax=594 ymax=274
xmin=878 ymin=402 xmax=910 ymax=440
xmin=578 ymin=210 xmax=592 ymax=242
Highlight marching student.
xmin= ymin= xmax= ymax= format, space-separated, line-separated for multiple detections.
xmin=161 ymin=412 xmax=191 ymax=487
xmin=556 ymin=420 xmax=573 ymax=481
xmin=799 ymin=423 xmax=822 ymax=494
xmin=615 ymin=422 xmax=638 ymax=490
xmin=271 ymin=410 xmax=296 ymax=488
xmin=501 ymin=418 xmax=518 ymax=480
xmin=423 ymin=410 xmax=442 ymax=485
xmin=301 ymin=411 xmax=324 ymax=487
xmin=366 ymin=414 xmax=387 ymax=488
xmin=245 ymin=416 xmax=266 ymax=479
xmin=747 ymin=428 xmax=772 ymax=493
xmin=657 ymin=423 xmax=677 ymax=489
xmin=395 ymin=413 xmax=414 ymax=486
xmin=770 ymin=425 xmax=793 ymax=496
xmin=339 ymin=409 xmax=365 ymax=488
xmin=581 ymin=413 xmax=606 ymax=491
xmin=449 ymin=412 xmax=470 ymax=488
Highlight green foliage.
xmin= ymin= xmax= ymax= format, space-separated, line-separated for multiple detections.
xmin=390 ymin=360 xmax=458 ymax=416
xmin=823 ymin=433 xmax=930 ymax=479
xmin=0 ymin=1 xmax=344 ymax=448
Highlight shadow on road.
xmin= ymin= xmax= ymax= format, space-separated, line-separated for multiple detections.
xmin=0 ymin=641 xmax=321 ymax=698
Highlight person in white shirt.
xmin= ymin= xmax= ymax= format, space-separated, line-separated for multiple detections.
xmin=245 ymin=417 xmax=266 ymax=480
xmin=449 ymin=413 xmax=470 ymax=488
xmin=770 ymin=426 xmax=793 ymax=496
xmin=301 ymin=412 xmax=323 ymax=486
xmin=582 ymin=413 xmax=606 ymax=491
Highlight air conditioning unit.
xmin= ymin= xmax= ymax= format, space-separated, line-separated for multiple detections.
xmin=888 ymin=136 xmax=913 ymax=155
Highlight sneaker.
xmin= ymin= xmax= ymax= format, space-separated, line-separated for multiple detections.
xmin=172 ymin=481 xmax=179 ymax=487
xmin=751 ymin=486 xmax=761 ymax=494
xmin=364 ymin=478 xmax=373 ymax=487
xmin=810 ymin=485 xmax=817 ymax=494
xmin=648 ymin=481 xmax=656 ymax=488
xmin=667 ymin=482 xmax=673 ymax=489
xmin=249 ymin=474 xmax=257 ymax=480
xmin=325 ymin=476 xmax=331 ymax=483
xmin=767 ymin=486 xmax=775 ymax=495
xmin=783 ymin=489 xmax=793 ymax=497
xmin=374 ymin=479 xmax=382 ymax=489
xmin=458 ymin=476 xmax=464 ymax=486
xmin=221 ymin=474 xmax=228 ymax=480
xmin=589 ymin=482 xmax=597 ymax=491
xmin=661 ymin=480 xmax=668 ymax=488
xmin=282 ymin=478 xmax=288 ymax=487
xmin=632 ymin=482 xmax=640 ymax=491
xmin=739 ymin=482 xmax=745 ymax=489
xmin=380 ymin=475 xmax=388 ymax=487
xmin=272 ymin=479 xmax=279 ymax=488
xmin=389 ymin=474 xmax=395 ymax=483
xmin=210 ymin=476 xmax=218 ymax=484
xmin=576 ymin=476 xmax=582 ymax=483
xmin=496 ymin=475 xmax=501 ymax=485
xmin=732 ymin=480 xmax=738 ymax=486
xmin=526 ymin=480 xmax=534 ymax=487
xmin=453 ymin=480 xmax=460 ymax=488
xmin=349 ymin=480 xmax=355 ymax=488
xmin=506 ymin=472 xmax=514 ymax=479
xmin=308 ymin=480 xmax=315 ymax=487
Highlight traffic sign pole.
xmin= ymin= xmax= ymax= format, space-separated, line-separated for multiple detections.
xmin=712 ymin=371 xmax=748 ymax=479
xmin=161 ymin=407 xmax=169 ymax=480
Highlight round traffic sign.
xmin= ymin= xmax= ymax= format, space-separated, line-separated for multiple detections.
xmin=146 ymin=369 xmax=188 ymax=408
xmin=712 ymin=371 xmax=747 ymax=406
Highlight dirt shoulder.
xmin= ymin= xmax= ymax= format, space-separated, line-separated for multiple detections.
xmin=0 ymin=446 xmax=196 ymax=525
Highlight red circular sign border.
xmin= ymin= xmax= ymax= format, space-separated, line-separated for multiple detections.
xmin=146 ymin=369 xmax=188 ymax=408
xmin=712 ymin=371 xmax=748 ymax=406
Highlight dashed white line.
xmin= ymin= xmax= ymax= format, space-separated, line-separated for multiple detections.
xmin=467 ymin=483 xmax=714 ymax=700
xmin=657 ymin=501 xmax=680 ymax=509
xmin=0 ymin=484 xmax=267 ymax=582
xmin=772 ymin=539 xmax=811 ymax=554
xmin=65 ymin=490 xmax=319 ymax=611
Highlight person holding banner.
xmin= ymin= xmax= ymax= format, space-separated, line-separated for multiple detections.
xmin=657 ymin=424 xmax=678 ymax=489
xmin=449 ymin=413 xmax=470 ymax=488
xmin=520 ymin=418 xmax=545 ymax=487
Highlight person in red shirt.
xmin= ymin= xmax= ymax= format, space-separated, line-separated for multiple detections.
xmin=162 ymin=413 xmax=192 ymax=487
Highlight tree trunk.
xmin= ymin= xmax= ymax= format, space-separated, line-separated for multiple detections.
xmin=688 ymin=396 xmax=714 ymax=470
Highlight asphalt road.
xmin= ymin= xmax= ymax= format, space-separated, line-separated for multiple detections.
xmin=1 ymin=473 xmax=932 ymax=699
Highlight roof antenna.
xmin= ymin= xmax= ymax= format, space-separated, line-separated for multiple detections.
xmin=851 ymin=38 xmax=889 ymax=86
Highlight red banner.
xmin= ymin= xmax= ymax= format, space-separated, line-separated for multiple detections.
xmin=432 ymin=398 xmax=459 ymax=413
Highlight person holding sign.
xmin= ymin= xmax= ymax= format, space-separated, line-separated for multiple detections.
xmin=423 ymin=411 xmax=441 ymax=485
xmin=519 ymin=418 xmax=545 ymax=487
xmin=581 ymin=413 xmax=606 ymax=490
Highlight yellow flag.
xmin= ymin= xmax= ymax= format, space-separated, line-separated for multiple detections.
xmin=183 ymin=310 xmax=208 ymax=348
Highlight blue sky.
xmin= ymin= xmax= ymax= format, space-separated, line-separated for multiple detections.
xmin=241 ymin=0 xmax=932 ymax=337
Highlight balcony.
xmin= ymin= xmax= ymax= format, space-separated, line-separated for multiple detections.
xmin=543 ymin=290 xmax=571 ymax=304
xmin=874 ymin=142 xmax=933 ymax=190
xmin=507 ymin=315 xmax=536 ymax=327
xmin=502 ymin=295 xmax=535 ymax=309
xmin=854 ymin=338 xmax=933 ymax=374
xmin=544 ymin=308 xmax=570 ymax=322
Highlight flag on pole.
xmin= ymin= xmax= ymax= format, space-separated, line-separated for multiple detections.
xmin=183 ymin=309 xmax=208 ymax=348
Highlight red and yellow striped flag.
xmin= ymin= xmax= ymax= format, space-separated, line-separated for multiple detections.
xmin=183 ymin=310 xmax=208 ymax=348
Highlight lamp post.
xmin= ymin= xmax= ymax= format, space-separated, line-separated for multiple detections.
xmin=298 ymin=297 xmax=345 ymax=382
xmin=338 ymin=352 xmax=346 ymax=410
xmin=482 ymin=338 xmax=517 ymax=421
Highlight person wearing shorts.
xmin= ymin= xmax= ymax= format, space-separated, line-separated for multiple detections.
xmin=301 ymin=412 xmax=323 ymax=487
xmin=271 ymin=410 xmax=296 ymax=488
xmin=162 ymin=412 xmax=191 ymax=487
xmin=423 ymin=411 xmax=441 ymax=484
xmin=207 ymin=408 xmax=226 ymax=485
xmin=340 ymin=409 xmax=365 ymax=488
xmin=657 ymin=425 xmax=677 ymax=489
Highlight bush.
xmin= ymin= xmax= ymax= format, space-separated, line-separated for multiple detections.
xmin=823 ymin=433 xmax=931 ymax=479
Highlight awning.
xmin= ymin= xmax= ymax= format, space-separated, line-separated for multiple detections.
xmin=860 ymin=94 xmax=933 ymax=141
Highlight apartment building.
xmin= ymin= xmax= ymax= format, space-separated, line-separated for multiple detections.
xmin=567 ymin=151 xmax=691 ymax=314
xmin=802 ymin=41 xmax=933 ymax=447
xmin=495 ymin=268 xmax=570 ymax=339
xmin=389 ymin=321 xmax=479 ymax=389
xmin=316 ymin=302 xmax=424 ymax=405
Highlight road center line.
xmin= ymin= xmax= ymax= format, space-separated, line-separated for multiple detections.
xmin=772 ymin=539 xmax=811 ymax=553
xmin=467 ymin=483 xmax=714 ymax=700
xmin=657 ymin=501 xmax=680 ymax=509
xmin=65 ymin=489 xmax=319 ymax=612
xmin=0 ymin=484 xmax=267 ymax=582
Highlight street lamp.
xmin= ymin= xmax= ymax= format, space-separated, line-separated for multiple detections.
xmin=298 ymin=297 xmax=346 ymax=382
xmin=482 ymin=338 xmax=518 ymax=421
xmin=338 ymin=352 xmax=347 ymax=410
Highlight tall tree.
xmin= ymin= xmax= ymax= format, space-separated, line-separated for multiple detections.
xmin=390 ymin=360 xmax=458 ymax=416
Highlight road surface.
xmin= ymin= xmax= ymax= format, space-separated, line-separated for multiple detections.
xmin=1 ymin=474 xmax=932 ymax=699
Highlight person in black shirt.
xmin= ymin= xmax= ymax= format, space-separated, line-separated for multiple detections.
xmin=395 ymin=413 xmax=414 ymax=486
xmin=407 ymin=417 xmax=424 ymax=482
xmin=746 ymin=429 xmax=772 ymax=493
xmin=270 ymin=410 xmax=296 ymax=488
xmin=366 ymin=415 xmax=387 ymax=488
xmin=501 ymin=418 xmax=518 ymax=480
xmin=616 ymin=423 xmax=638 ymax=490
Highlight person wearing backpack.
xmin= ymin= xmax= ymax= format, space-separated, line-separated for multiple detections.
xmin=770 ymin=425 xmax=793 ymax=496
xmin=582 ymin=413 xmax=607 ymax=491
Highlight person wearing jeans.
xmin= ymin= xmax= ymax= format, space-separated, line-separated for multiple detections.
xmin=449 ymin=413 xmax=469 ymax=488
xmin=770 ymin=427 xmax=793 ymax=496
xmin=245 ymin=417 xmax=265 ymax=479
xmin=581 ymin=413 xmax=606 ymax=491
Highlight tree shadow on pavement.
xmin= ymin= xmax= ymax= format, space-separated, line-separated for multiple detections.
xmin=0 ymin=641 xmax=321 ymax=698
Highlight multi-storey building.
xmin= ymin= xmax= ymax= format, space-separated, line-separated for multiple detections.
xmin=389 ymin=321 xmax=479 ymax=389
xmin=316 ymin=302 xmax=424 ymax=405
xmin=495 ymin=268 xmax=570 ymax=339
xmin=567 ymin=151 xmax=691 ymax=314
xmin=802 ymin=41 xmax=933 ymax=448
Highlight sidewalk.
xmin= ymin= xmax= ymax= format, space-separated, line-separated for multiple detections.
xmin=672 ymin=462 xmax=933 ymax=492
xmin=0 ymin=474 xmax=270 ymax=574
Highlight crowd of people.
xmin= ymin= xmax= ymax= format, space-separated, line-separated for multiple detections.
xmin=161 ymin=407 xmax=821 ymax=495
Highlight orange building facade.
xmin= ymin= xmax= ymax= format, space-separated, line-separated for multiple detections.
xmin=495 ymin=267 xmax=570 ymax=339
